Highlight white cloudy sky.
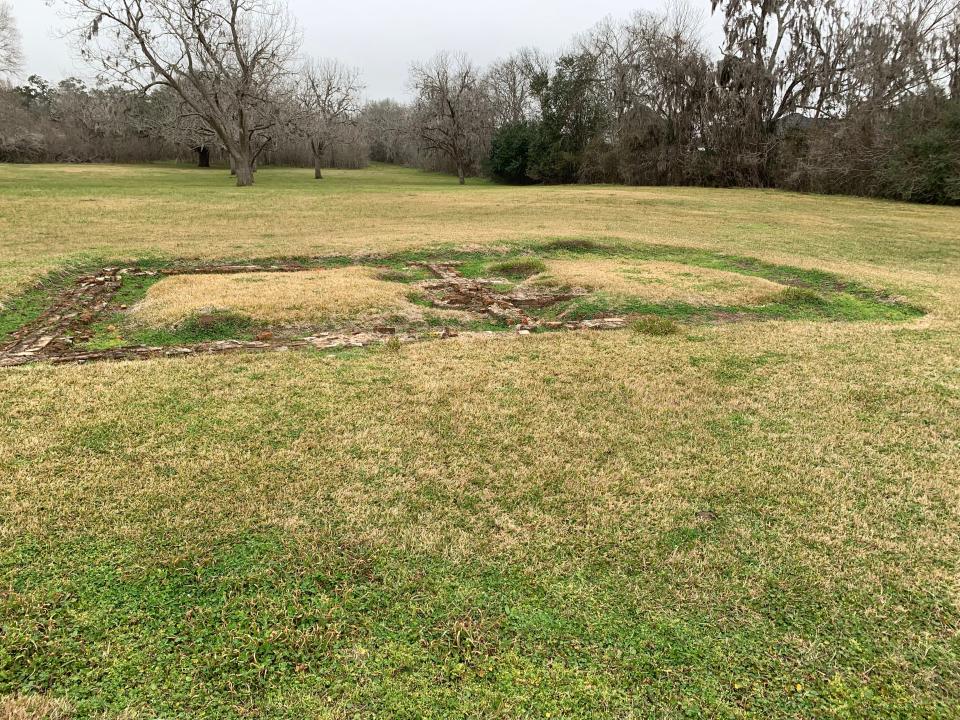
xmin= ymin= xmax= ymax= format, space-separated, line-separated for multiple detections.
xmin=8 ymin=0 xmax=723 ymax=99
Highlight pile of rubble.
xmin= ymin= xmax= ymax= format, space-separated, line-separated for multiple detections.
xmin=416 ymin=263 xmax=625 ymax=332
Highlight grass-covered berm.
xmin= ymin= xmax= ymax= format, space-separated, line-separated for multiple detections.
xmin=1 ymin=164 xmax=959 ymax=719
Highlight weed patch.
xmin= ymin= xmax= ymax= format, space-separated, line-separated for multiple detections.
xmin=376 ymin=267 xmax=431 ymax=284
xmin=770 ymin=287 xmax=829 ymax=308
xmin=486 ymin=257 xmax=547 ymax=279
xmin=631 ymin=315 xmax=681 ymax=336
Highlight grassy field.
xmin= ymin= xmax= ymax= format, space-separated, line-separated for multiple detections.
xmin=1 ymin=164 xmax=959 ymax=719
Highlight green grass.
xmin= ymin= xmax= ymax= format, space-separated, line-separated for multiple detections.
xmin=130 ymin=310 xmax=257 ymax=347
xmin=1 ymin=162 xmax=959 ymax=305
xmin=1 ymin=164 xmax=959 ymax=719
xmin=0 ymin=285 xmax=55 ymax=340
xmin=6 ymin=529 xmax=945 ymax=719
xmin=374 ymin=266 xmax=432 ymax=284
xmin=537 ymin=289 xmax=921 ymax=324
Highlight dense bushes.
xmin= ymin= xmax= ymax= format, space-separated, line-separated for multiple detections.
xmin=473 ymin=1 xmax=960 ymax=205
xmin=778 ymin=95 xmax=960 ymax=205
xmin=484 ymin=85 xmax=960 ymax=206
xmin=0 ymin=76 xmax=175 ymax=164
xmin=883 ymin=97 xmax=960 ymax=205
xmin=487 ymin=122 xmax=536 ymax=184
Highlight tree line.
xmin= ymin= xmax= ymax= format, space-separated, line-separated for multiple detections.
xmin=0 ymin=0 xmax=958 ymax=203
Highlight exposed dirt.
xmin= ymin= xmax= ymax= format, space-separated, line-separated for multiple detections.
xmin=0 ymin=262 xmax=626 ymax=367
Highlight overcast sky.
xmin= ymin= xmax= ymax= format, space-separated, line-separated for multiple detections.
xmin=8 ymin=0 xmax=723 ymax=100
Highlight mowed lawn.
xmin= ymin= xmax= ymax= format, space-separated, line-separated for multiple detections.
xmin=1 ymin=164 xmax=959 ymax=718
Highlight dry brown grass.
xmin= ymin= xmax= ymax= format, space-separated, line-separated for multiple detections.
xmin=531 ymin=258 xmax=784 ymax=305
xmin=130 ymin=266 xmax=419 ymax=327
xmin=0 ymin=696 xmax=71 ymax=720
xmin=3 ymin=320 xmax=957 ymax=566
xmin=1 ymin=165 xmax=959 ymax=313
xmin=1 ymin=165 xmax=959 ymax=717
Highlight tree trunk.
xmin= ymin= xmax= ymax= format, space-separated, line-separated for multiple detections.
xmin=311 ymin=139 xmax=324 ymax=180
xmin=457 ymin=164 xmax=466 ymax=185
xmin=197 ymin=146 xmax=211 ymax=168
xmin=235 ymin=161 xmax=255 ymax=187
xmin=230 ymin=156 xmax=237 ymax=176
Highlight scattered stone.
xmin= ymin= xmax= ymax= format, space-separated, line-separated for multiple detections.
xmin=506 ymin=288 xmax=586 ymax=308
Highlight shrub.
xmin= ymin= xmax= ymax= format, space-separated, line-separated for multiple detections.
xmin=527 ymin=142 xmax=581 ymax=184
xmin=882 ymin=97 xmax=960 ymax=205
xmin=382 ymin=335 xmax=403 ymax=354
xmin=0 ymin=130 xmax=47 ymax=163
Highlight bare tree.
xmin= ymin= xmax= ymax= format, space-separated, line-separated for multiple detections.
xmin=298 ymin=58 xmax=363 ymax=179
xmin=360 ymin=99 xmax=413 ymax=164
xmin=712 ymin=0 xmax=957 ymax=122
xmin=60 ymin=0 xmax=301 ymax=186
xmin=946 ymin=6 xmax=960 ymax=98
xmin=840 ymin=0 xmax=960 ymax=112
xmin=582 ymin=16 xmax=645 ymax=127
xmin=0 ymin=0 xmax=22 ymax=79
xmin=147 ymin=85 xmax=221 ymax=166
xmin=707 ymin=0 xmax=868 ymax=183
xmin=485 ymin=49 xmax=546 ymax=127
xmin=581 ymin=6 xmax=711 ymax=184
xmin=410 ymin=52 xmax=492 ymax=184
